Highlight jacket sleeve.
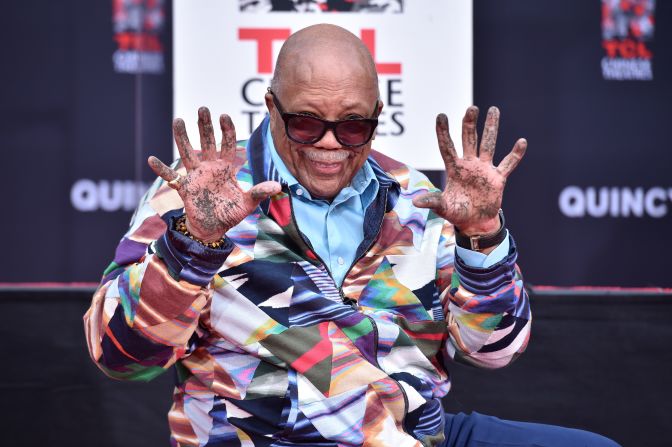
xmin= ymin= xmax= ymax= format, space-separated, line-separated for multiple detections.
xmin=83 ymin=174 xmax=233 ymax=381
xmin=435 ymin=220 xmax=531 ymax=369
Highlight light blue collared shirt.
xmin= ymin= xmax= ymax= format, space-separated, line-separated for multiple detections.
xmin=265 ymin=126 xmax=509 ymax=286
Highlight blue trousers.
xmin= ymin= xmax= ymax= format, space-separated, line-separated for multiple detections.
xmin=441 ymin=412 xmax=621 ymax=447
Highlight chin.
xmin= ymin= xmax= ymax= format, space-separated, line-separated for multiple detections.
xmin=304 ymin=182 xmax=342 ymax=200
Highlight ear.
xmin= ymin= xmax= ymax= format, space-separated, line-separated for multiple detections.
xmin=371 ymin=100 xmax=384 ymax=142
xmin=264 ymin=91 xmax=274 ymax=114
xmin=376 ymin=99 xmax=384 ymax=117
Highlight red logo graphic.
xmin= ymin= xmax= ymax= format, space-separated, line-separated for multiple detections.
xmin=238 ymin=28 xmax=401 ymax=74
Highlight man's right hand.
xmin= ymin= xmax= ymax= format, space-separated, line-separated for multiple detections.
xmin=148 ymin=107 xmax=282 ymax=243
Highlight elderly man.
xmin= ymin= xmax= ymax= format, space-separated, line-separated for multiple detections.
xmin=85 ymin=24 xmax=618 ymax=447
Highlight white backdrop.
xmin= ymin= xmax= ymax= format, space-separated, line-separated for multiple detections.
xmin=173 ymin=0 xmax=472 ymax=170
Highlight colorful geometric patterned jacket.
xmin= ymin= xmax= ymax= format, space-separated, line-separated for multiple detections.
xmin=84 ymin=117 xmax=531 ymax=447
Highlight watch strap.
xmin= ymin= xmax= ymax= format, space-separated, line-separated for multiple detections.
xmin=454 ymin=209 xmax=507 ymax=251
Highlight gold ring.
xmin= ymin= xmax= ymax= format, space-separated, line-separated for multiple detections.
xmin=168 ymin=176 xmax=182 ymax=188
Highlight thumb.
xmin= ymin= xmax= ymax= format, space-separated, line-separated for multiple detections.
xmin=412 ymin=191 xmax=446 ymax=212
xmin=246 ymin=181 xmax=282 ymax=208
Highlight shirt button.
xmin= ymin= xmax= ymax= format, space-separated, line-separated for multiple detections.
xmin=337 ymin=256 xmax=345 ymax=265
xmin=296 ymin=188 xmax=303 ymax=196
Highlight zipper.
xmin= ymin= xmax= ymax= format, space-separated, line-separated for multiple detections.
xmin=287 ymin=187 xmax=389 ymax=308
xmin=364 ymin=312 xmax=411 ymax=438
xmin=340 ymin=187 xmax=389 ymax=304
xmin=352 ymin=187 xmax=410 ymax=436
xmin=286 ymin=186 xmax=413 ymax=440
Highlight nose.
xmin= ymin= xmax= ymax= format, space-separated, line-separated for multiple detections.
xmin=313 ymin=128 xmax=342 ymax=149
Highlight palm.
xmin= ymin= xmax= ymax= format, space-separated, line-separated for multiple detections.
xmin=148 ymin=107 xmax=281 ymax=242
xmin=178 ymin=159 xmax=252 ymax=238
xmin=440 ymin=158 xmax=506 ymax=228
xmin=414 ymin=106 xmax=527 ymax=234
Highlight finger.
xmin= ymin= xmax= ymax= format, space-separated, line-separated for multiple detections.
xmin=219 ymin=114 xmax=237 ymax=163
xmin=497 ymin=138 xmax=528 ymax=178
xmin=461 ymin=106 xmax=479 ymax=159
xmin=435 ymin=114 xmax=458 ymax=176
xmin=148 ymin=156 xmax=183 ymax=189
xmin=412 ymin=191 xmax=446 ymax=213
xmin=198 ymin=106 xmax=217 ymax=161
xmin=173 ymin=118 xmax=200 ymax=170
xmin=246 ymin=181 xmax=282 ymax=208
xmin=479 ymin=106 xmax=500 ymax=162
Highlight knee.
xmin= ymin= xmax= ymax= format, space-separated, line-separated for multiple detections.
xmin=573 ymin=428 xmax=621 ymax=447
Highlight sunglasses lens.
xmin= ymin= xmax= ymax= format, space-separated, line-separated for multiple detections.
xmin=336 ymin=120 xmax=375 ymax=146
xmin=287 ymin=116 xmax=326 ymax=143
xmin=284 ymin=113 xmax=376 ymax=147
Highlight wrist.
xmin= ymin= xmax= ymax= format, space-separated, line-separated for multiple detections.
xmin=176 ymin=215 xmax=227 ymax=248
xmin=456 ymin=215 xmax=501 ymax=236
xmin=454 ymin=209 xmax=506 ymax=252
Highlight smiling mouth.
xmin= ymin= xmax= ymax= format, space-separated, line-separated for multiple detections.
xmin=303 ymin=149 xmax=350 ymax=174
xmin=304 ymin=148 xmax=350 ymax=163
xmin=308 ymin=159 xmax=343 ymax=175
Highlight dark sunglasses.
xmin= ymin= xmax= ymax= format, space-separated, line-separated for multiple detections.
xmin=269 ymin=89 xmax=379 ymax=148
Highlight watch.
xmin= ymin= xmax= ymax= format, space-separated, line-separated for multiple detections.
xmin=454 ymin=209 xmax=507 ymax=251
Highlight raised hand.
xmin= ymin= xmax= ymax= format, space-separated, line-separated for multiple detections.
xmin=148 ymin=107 xmax=281 ymax=243
xmin=413 ymin=106 xmax=527 ymax=236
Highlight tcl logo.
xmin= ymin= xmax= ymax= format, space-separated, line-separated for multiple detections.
xmin=236 ymin=27 xmax=406 ymax=137
xmin=238 ymin=28 xmax=401 ymax=74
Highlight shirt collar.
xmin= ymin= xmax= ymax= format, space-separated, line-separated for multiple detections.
xmin=265 ymin=124 xmax=379 ymax=208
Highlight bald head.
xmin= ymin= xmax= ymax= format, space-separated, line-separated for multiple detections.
xmin=271 ymin=24 xmax=379 ymax=97
xmin=265 ymin=24 xmax=383 ymax=200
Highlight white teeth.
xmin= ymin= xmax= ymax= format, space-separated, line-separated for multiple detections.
xmin=304 ymin=149 xmax=349 ymax=163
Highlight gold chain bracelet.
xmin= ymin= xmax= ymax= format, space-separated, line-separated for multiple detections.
xmin=175 ymin=215 xmax=227 ymax=249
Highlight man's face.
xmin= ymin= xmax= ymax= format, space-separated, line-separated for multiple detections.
xmin=266 ymin=70 xmax=381 ymax=200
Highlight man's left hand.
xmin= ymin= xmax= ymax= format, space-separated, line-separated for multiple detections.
xmin=413 ymin=106 xmax=527 ymax=237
